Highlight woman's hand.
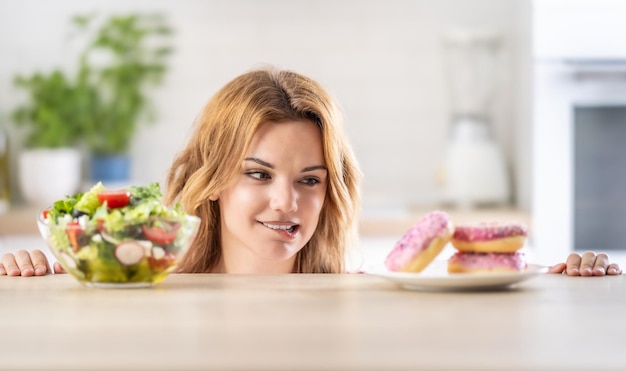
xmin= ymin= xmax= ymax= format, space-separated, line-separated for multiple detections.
xmin=0 ymin=250 xmax=65 ymax=276
xmin=548 ymin=251 xmax=622 ymax=276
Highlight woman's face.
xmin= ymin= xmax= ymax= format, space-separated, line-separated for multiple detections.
xmin=215 ymin=120 xmax=328 ymax=273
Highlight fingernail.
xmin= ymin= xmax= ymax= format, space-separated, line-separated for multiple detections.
xmin=596 ymin=267 xmax=605 ymax=275
xmin=8 ymin=267 xmax=20 ymax=276
xmin=582 ymin=267 xmax=593 ymax=274
xmin=35 ymin=266 xmax=47 ymax=275
xmin=21 ymin=267 xmax=34 ymax=277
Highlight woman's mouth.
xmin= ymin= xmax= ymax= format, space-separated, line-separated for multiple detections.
xmin=261 ymin=222 xmax=299 ymax=237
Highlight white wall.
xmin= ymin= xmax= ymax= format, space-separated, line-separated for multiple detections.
xmin=0 ymin=0 xmax=531 ymax=212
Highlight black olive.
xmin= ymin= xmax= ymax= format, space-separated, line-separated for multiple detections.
xmin=72 ymin=209 xmax=88 ymax=218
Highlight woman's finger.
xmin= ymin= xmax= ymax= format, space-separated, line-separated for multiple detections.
xmin=14 ymin=250 xmax=35 ymax=276
xmin=28 ymin=250 xmax=51 ymax=276
xmin=53 ymin=262 xmax=66 ymax=274
xmin=579 ymin=251 xmax=598 ymax=276
xmin=591 ymin=253 xmax=609 ymax=276
xmin=565 ymin=253 xmax=583 ymax=276
xmin=547 ymin=262 xmax=566 ymax=274
xmin=1 ymin=253 xmax=21 ymax=276
xmin=607 ymin=263 xmax=622 ymax=275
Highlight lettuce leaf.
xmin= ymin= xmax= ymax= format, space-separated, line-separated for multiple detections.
xmin=74 ymin=182 xmax=107 ymax=214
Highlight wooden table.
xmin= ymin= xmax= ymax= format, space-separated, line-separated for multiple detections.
xmin=1 ymin=273 xmax=624 ymax=370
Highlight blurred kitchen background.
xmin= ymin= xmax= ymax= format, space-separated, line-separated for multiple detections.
xmin=1 ymin=0 xmax=626 ymax=266
xmin=0 ymin=0 xmax=532 ymax=209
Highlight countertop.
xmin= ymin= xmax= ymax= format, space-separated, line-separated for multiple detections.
xmin=1 ymin=272 xmax=624 ymax=370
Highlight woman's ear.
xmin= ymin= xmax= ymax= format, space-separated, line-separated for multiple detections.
xmin=209 ymin=194 xmax=219 ymax=201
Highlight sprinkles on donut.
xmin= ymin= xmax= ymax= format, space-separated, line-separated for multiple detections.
xmin=448 ymin=221 xmax=528 ymax=273
xmin=384 ymin=210 xmax=454 ymax=272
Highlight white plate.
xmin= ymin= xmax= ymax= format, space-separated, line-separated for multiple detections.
xmin=370 ymin=261 xmax=548 ymax=291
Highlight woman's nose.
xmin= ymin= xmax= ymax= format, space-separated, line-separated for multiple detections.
xmin=269 ymin=181 xmax=298 ymax=212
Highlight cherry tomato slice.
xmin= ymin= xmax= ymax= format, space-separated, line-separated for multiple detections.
xmin=142 ymin=223 xmax=181 ymax=245
xmin=97 ymin=190 xmax=131 ymax=208
xmin=42 ymin=209 xmax=50 ymax=220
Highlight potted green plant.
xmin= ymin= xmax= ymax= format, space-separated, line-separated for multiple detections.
xmin=12 ymin=69 xmax=87 ymax=207
xmin=72 ymin=13 xmax=173 ymax=185
xmin=11 ymin=13 xmax=172 ymax=205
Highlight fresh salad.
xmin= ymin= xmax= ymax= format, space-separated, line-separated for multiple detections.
xmin=39 ymin=182 xmax=199 ymax=285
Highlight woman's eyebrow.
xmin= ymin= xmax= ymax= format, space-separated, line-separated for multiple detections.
xmin=244 ymin=157 xmax=273 ymax=168
xmin=244 ymin=157 xmax=327 ymax=173
xmin=302 ymin=165 xmax=327 ymax=173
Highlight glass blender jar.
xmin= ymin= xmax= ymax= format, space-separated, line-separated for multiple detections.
xmin=439 ymin=28 xmax=511 ymax=208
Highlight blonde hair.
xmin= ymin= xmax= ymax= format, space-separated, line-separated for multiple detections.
xmin=165 ymin=68 xmax=361 ymax=273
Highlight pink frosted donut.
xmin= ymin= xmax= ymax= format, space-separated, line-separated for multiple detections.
xmin=447 ymin=251 xmax=527 ymax=273
xmin=451 ymin=221 xmax=528 ymax=253
xmin=384 ymin=211 xmax=454 ymax=272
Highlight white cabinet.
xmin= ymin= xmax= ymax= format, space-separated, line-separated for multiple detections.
xmin=534 ymin=0 xmax=626 ymax=60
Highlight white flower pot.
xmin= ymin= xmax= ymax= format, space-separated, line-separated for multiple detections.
xmin=19 ymin=148 xmax=81 ymax=208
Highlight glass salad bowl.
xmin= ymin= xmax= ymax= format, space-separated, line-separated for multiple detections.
xmin=36 ymin=182 xmax=200 ymax=288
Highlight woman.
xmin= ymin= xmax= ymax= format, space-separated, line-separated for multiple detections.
xmin=164 ymin=68 xmax=360 ymax=273
xmin=0 ymin=67 xmax=621 ymax=276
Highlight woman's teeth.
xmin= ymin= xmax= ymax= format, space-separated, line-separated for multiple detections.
xmin=264 ymin=223 xmax=296 ymax=233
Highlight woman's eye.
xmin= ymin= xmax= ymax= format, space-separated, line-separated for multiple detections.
xmin=300 ymin=177 xmax=321 ymax=186
xmin=246 ymin=170 xmax=271 ymax=180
